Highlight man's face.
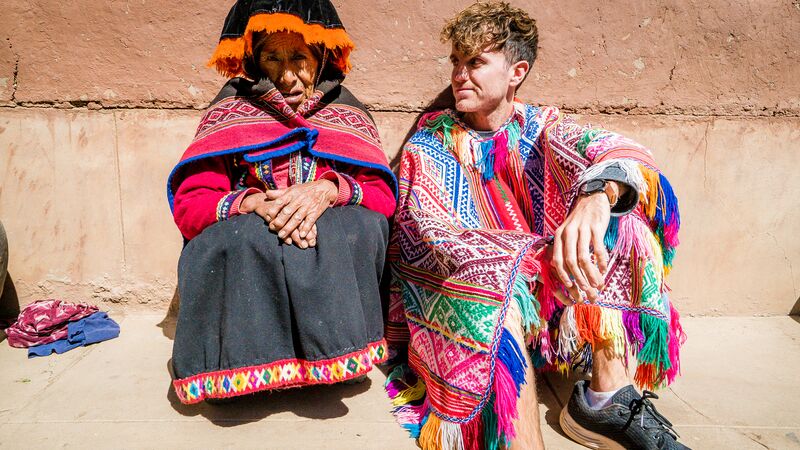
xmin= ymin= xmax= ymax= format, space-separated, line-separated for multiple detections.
xmin=449 ymin=45 xmax=514 ymax=114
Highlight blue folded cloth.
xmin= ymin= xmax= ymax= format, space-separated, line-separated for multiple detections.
xmin=28 ymin=312 xmax=120 ymax=358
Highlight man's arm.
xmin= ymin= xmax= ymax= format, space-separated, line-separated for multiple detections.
xmin=541 ymin=108 xmax=679 ymax=303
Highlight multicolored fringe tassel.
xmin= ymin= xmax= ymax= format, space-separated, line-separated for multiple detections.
xmin=528 ymin=157 xmax=685 ymax=390
xmin=594 ymin=161 xmax=681 ymax=274
xmin=208 ymin=13 xmax=354 ymax=78
xmin=422 ymin=111 xmax=522 ymax=181
xmin=533 ymin=299 xmax=685 ymax=391
xmin=386 ymin=332 xmax=529 ymax=449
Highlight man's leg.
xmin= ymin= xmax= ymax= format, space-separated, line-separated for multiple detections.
xmin=508 ymin=306 xmax=545 ymax=449
xmin=510 ymin=354 xmax=545 ymax=449
xmin=559 ymin=331 xmax=689 ymax=449
xmin=589 ymin=341 xmax=630 ymax=402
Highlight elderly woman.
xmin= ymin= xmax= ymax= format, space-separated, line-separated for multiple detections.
xmin=166 ymin=0 xmax=396 ymax=404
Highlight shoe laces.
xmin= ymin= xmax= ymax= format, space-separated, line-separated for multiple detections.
xmin=622 ymin=391 xmax=680 ymax=442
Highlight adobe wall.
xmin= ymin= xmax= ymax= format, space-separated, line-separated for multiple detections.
xmin=1 ymin=1 xmax=798 ymax=315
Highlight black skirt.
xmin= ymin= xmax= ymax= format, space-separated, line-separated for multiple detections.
xmin=171 ymin=206 xmax=389 ymax=404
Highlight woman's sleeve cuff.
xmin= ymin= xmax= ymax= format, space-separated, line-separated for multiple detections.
xmin=319 ymin=170 xmax=354 ymax=206
xmin=217 ymin=187 xmax=262 ymax=221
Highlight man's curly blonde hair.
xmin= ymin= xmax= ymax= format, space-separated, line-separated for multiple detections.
xmin=441 ymin=1 xmax=538 ymax=68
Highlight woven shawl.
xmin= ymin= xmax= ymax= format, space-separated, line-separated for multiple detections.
xmin=385 ymin=103 xmax=685 ymax=449
xmin=167 ymin=77 xmax=397 ymax=211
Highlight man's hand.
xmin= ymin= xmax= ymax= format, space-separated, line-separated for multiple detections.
xmin=550 ymin=186 xmax=617 ymax=303
xmin=240 ymin=180 xmax=337 ymax=248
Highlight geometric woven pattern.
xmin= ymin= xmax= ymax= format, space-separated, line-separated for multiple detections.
xmin=167 ymin=83 xmax=396 ymax=213
xmin=387 ymin=101 xmax=685 ymax=435
xmin=390 ymin=123 xmax=548 ymax=419
xmin=400 ymin=136 xmax=482 ymax=229
xmin=195 ymin=98 xmax=273 ymax=140
xmin=310 ymin=105 xmax=382 ymax=145
xmin=173 ymin=340 xmax=387 ymax=404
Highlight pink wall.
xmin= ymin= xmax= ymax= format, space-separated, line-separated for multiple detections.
xmin=2 ymin=1 xmax=798 ymax=113
xmin=1 ymin=1 xmax=798 ymax=315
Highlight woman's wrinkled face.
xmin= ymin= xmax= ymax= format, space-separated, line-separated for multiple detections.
xmin=258 ymin=32 xmax=319 ymax=110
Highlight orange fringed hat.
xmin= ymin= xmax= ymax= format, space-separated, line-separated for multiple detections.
xmin=209 ymin=0 xmax=355 ymax=79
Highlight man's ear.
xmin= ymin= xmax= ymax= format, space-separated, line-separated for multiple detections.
xmin=509 ymin=60 xmax=530 ymax=88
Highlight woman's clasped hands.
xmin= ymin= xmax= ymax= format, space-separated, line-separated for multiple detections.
xmin=239 ymin=179 xmax=339 ymax=248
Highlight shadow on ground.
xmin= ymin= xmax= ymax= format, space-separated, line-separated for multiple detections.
xmin=156 ymin=287 xmax=179 ymax=341
xmin=163 ymin=365 xmax=577 ymax=435
xmin=790 ymin=295 xmax=800 ymax=316
xmin=540 ymin=370 xmax=589 ymax=441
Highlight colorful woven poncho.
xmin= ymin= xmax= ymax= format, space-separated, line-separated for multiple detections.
xmin=385 ymin=103 xmax=685 ymax=449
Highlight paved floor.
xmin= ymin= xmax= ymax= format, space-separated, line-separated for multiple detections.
xmin=1 ymin=315 xmax=799 ymax=449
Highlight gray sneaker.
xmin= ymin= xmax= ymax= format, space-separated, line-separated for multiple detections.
xmin=559 ymin=380 xmax=690 ymax=450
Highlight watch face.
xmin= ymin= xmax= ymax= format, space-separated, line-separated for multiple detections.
xmin=582 ymin=179 xmax=606 ymax=194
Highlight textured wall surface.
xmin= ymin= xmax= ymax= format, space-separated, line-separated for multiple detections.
xmin=2 ymin=1 xmax=798 ymax=113
xmin=0 ymin=1 xmax=798 ymax=315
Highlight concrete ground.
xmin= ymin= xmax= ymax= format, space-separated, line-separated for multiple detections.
xmin=1 ymin=315 xmax=798 ymax=449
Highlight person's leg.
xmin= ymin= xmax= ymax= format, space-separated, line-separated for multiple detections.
xmin=284 ymin=205 xmax=388 ymax=370
xmin=560 ymin=332 xmax=689 ymax=449
xmin=589 ymin=340 xmax=630 ymax=397
xmin=171 ymin=214 xmax=294 ymax=402
xmin=509 ymin=355 xmax=545 ymax=449
xmin=507 ymin=307 xmax=545 ymax=449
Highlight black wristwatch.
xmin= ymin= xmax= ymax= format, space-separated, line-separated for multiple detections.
xmin=580 ymin=179 xmax=607 ymax=195
xmin=580 ymin=179 xmax=619 ymax=208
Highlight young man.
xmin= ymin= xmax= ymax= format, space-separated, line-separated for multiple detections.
xmin=385 ymin=2 xmax=688 ymax=449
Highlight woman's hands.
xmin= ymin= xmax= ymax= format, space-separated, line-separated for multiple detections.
xmin=239 ymin=179 xmax=338 ymax=248
xmin=549 ymin=181 xmax=626 ymax=304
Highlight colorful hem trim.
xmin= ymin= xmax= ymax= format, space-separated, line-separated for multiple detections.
xmin=255 ymin=160 xmax=278 ymax=190
xmin=341 ymin=172 xmax=363 ymax=206
xmin=216 ymin=190 xmax=244 ymax=221
xmin=173 ymin=339 xmax=387 ymax=404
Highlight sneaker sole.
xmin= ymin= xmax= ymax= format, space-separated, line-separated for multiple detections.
xmin=559 ymin=406 xmax=626 ymax=450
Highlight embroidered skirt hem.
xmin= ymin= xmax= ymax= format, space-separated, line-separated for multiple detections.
xmin=171 ymin=207 xmax=389 ymax=404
